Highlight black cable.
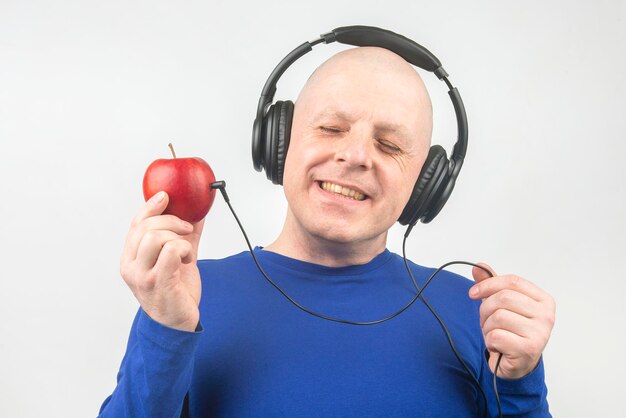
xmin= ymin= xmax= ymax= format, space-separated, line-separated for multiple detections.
xmin=217 ymin=188 xmax=428 ymax=325
xmin=494 ymin=352 xmax=503 ymax=415
xmin=401 ymin=236 xmax=490 ymax=418
xmin=212 ymin=181 xmax=504 ymax=417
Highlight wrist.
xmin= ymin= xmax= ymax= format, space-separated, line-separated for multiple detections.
xmin=488 ymin=351 xmax=542 ymax=380
xmin=143 ymin=308 xmax=199 ymax=332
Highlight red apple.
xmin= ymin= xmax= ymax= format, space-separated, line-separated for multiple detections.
xmin=142 ymin=144 xmax=216 ymax=223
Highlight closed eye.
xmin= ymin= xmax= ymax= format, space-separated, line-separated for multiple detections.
xmin=320 ymin=126 xmax=343 ymax=133
xmin=377 ymin=139 xmax=402 ymax=154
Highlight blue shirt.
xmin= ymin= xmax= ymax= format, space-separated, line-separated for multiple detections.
xmin=99 ymin=247 xmax=550 ymax=417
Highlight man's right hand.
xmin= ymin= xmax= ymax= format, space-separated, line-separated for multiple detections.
xmin=120 ymin=191 xmax=205 ymax=332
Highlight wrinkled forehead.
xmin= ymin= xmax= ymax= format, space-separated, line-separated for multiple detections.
xmin=305 ymin=70 xmax=424 ymax=110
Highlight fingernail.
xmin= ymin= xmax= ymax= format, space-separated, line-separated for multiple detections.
xmin=152 ymin=191 xmax=165 ymax=203
xmin=469 ymin=286 xmax=479 ymax=297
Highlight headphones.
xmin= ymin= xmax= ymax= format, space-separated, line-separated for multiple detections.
xmin=252 ymin=25 xmax=468 ymax=226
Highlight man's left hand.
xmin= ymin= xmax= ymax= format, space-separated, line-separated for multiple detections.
xmin=469 ymin=263 xmax=556 ymax=379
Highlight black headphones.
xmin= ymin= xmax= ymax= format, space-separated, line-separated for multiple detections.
xmin=252 ymin=25 xmax=468 ymax=226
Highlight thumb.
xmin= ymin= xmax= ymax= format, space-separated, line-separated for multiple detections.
xmin=472 ymin=262 xmax=497 ymax=284
xmin=138 ymin=190 xmax=169 ymax=221
xmin=147 ymin=190 xmax=169 ymax=211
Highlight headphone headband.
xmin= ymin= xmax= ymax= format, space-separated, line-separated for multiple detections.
xmin=321 ymin=26 xmax=447 ymax=77
xmin=255 ymin=26 xmax=450 ymax=114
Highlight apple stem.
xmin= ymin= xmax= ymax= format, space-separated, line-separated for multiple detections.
xmin=168 ymin=143 xmax=177 ymax=159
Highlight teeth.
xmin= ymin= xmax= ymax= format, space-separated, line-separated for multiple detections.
xmin=320 ymin=182 xmax=366 ymax=201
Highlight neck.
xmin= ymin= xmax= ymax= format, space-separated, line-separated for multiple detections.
xmin=263 ymin=208 xmax=388 ymax=267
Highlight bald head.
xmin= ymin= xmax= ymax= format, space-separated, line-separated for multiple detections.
xmin=295 ymin=46 xmax=433 ymax=148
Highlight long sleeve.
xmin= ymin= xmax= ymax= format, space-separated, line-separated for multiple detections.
xmin=98 ymin=307 xmax=203 ymax=418
xmin=480 ymin=351 xmax=551 ymax=417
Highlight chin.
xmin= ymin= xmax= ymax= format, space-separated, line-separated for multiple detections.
xmin=309 ymin=221 xmax=383 ymax=246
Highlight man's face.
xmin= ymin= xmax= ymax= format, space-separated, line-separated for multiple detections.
xmin=281 ymin=48 xmax=432 ymax=246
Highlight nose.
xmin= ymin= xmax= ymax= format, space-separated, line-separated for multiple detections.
xmin=333 ymin=130 xmax=374 ymax=170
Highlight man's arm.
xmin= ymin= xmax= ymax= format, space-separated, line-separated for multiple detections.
xmin=100 ymin=191 xmax=207 ymax=416
xmin=98 ymin=307 xmax=202 ymax=418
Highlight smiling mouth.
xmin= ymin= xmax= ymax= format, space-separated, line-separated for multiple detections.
xmin=318 ymin=181 xmax=367 ymax=201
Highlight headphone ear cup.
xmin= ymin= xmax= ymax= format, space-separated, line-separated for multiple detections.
xmin=265 ymin=100 xmax=294 ymax=185
xmin=398 ymin=145 xmax=449 ymax=226
xmin=275 ymin=100 xmax=294 ymax=185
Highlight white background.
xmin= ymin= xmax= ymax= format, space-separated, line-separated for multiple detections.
xmin=1 ymin=1 xmax=625 ymax=416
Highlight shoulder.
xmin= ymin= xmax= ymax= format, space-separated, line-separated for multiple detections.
xmin=196 ymin=250 xmax=258 ymax=285
xmin=387 ymin=252 xmax=481 ymax=315
xmin=393 ymin=255 xmax=484 ymax=337
xmin=197 ymin=250 xmax=250 ymax=270
xmin=390 ymin=252 xmax=476 ymax=292
xmin=196 ymin=250 xmax=264 ymax=298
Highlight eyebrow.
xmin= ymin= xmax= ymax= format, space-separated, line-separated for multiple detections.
xmin=312 ymin=108 xmax=355 ymax=124
xmin=312 ymin=108 xmax=411 ymax=142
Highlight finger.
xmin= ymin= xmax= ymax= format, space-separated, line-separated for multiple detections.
xmin=481 ymin=308 xmax=535 ymax=339
xmin=123 ymin=212 xmax=194 ymax=264
xmin=470 ymin=274 xmax=547 ymax=302
xmin=135 ymin=230 xmax=190 ymax=273
xmin=472 ymin=262 xmax=497 ymax=284
xmin=479 ymin=289 xmax=540 ymax=327
xmin=151 ymin=239 xmax=194 ymax=284
xmin=484 ymin=328 xmax=528 ymax=357
xmin=182 ymin=217 xmax=206 ymax=252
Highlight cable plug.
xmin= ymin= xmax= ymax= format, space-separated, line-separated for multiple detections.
xmin=211 ymin=180 xmax=230 ymax=203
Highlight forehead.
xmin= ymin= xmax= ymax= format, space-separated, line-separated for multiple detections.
xmin=306 ymin=67 xmax=422 ymax=116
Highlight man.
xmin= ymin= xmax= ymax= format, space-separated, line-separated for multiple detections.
xmin=99 ymin=46 xmax=555 ymax=417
